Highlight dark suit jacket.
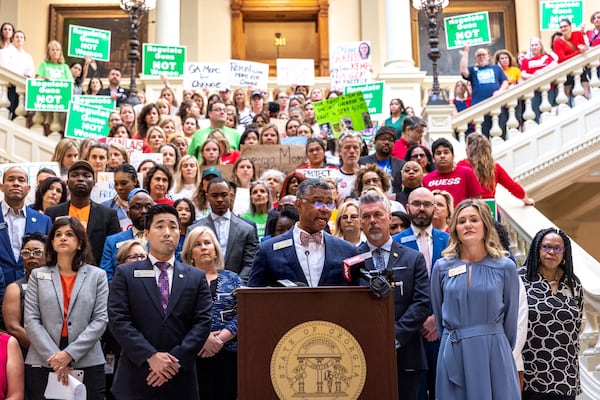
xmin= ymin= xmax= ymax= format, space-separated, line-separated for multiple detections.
xmin=45 ymin=201 xmax=120 ymax=267
xmin=97 ymin=86 xmax=130 ymax=107
xmin=358 ymin=154 xmax=406 ymax=192
xmin=0 ymin=203 xmax=51 ymax=284
xmin=99 ymin=229 xmax=134 ymax=281
xmin=357 ymin=240 xmax=430 ymax=370
xmin=108 ymin=259 xmax=213 ymax=399
xmin=248 ymin=229 xmax=358 ymax=287
xmin=393 ymin=227 xmax=450 ymax=268
xmin=187 ymin=213 xmax=258 ymax=283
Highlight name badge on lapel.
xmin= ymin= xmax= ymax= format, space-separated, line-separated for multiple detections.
xmin=0 ymin=222 xmax=7 ymax=230
xmin=134 ymin=270 xmax=155 ymax=278
xmin=36 ymin=272 xmax=51 ymax=280
xmin=273 ymin=239 xmax=293 ymax=251
xmin=448 ymin=264 xmax=467 ymax=277
xmin=400 ymin=235 xmax=416 ymax=244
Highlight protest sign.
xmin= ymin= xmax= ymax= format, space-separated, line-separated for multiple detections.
xmin=239 ymin=145 xmax=306 ymax=176
xmin=67 ymin=25 xmax=111 ymax=62
xmin=26 ymin=79 xmax=72 ymax=111
xmin=540 ymin=1 xmax=583 ymax=31
xmin=199 ymin=165 xmax=234 ymax=181
xmin=73 ymin=95 xmax=115 ymax=110
xmin=183 ymin=62 xmax=228 ymax=90
xmin=91 ymin=172 xmax=115 ymax=204
xmin=297 ymin=168 xmax=339 ymax=180
xmin=276 ymin=59 xmax=315 ymax=86
xmin=129 ymin=152 xmax=163 ymax=170
xmin=313 ymin=91 xmax=371 ymax=139
xmin=444 ymin=12 xmax=491 ymax=50
xmin=65 ymin=102 xmax=112 ymax=140
xmin=105 ymin=137 xmax=144 ymax=159
xmin=142 ymin=44 xmax=186 ymax=77
xmin=227 ymin=60 xmax=269 ymax=89
xmin=281 ymin=136 xmax=307 ymax=146
xmin=329 ymin=41 xmax=372 ymax=92
xmin=344 ymin=82 xmax=384 ymax=115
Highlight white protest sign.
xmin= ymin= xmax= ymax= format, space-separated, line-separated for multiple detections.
xmin=227 ymin=60 xmax=269 ymax=90
xmin=330 ymin=41 xmax=372 ymax=92
xmin=276 ymin=59 xmax=315 ymax=86
xmin=91 ymin=172 xmax=115 ymax=204
xmin=129 ymin=152 xmax=163 ymax=170
xmin=297 ymin=168 xmax=339 ymax=180
xmin=105 ymin=137 xmax=144 ymax=160
xmin=183 ymin=62 xmax=228 ymax=91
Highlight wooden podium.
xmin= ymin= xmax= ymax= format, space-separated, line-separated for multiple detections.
xmin=237 ymin=286 xmax=398 ymax=399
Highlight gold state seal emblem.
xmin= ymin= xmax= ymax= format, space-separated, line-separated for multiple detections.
xmin=270 ymin=320 xmax=367 ymax=399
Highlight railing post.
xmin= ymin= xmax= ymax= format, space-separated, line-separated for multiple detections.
xmin=421 ymin=103 xmax=456 ymax=144
xmin=522 ymin=91 xmax=537 ymax=132
xmin=0 ymin=79 xmax=10 ymax=119
xmin=505 ymin=99 xmax=520 ymax=138
xmin=590 ymin=59 xmax=600 ymax=98
xmin=49 ymin=112 xmax=64 ymax=136
xmin=539 ymin=83 xmax=553 ymax=124
xmin=30 ymin=111 xmax=45 ymax=135
xmin=571 ymin=67 xmax=586 ymax=106
xmin=489 ymin=107 xmax=503 ymax=143
xmin=13 ymin=86 xmax=27 ymax=127
xmin=555 ymin=75 xmax=570 ymax=115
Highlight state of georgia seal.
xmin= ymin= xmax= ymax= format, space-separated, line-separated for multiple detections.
xmin=270 ymin=320 xmax=367 ymax=399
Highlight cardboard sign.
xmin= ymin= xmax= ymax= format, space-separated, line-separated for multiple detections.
xmin=239 ymin=145 xmax=306 ymax=176
xmin=73 ymin=95 xmax=115 ymax=109
xmin=67 ymin=25 xmax=111 ymax=62
xmin=281 ymin=136 xmax=307 ymax=146
xmin=329 ymin=41 xmax=372 ymax=92
xmin=297 ymin=168 xmax=339 ymax=180
xmin=25 ymin=79 xmax=72 ymax=111
xmin=105 ymin=137 xmax=144 ymax=159
xmin=199 ymin=165 xmax=234 ymax=181
xmin=65 ymin=102 xmax=112 ymax=140
xmin=227 ymin=60 xmax=269 ymax=90
xmin=344 ymin=82 xmax=384 ymax=115
xmin=313 ymin=92 xmax=371 ymax=138
xmin=444 ymin=12 xmax=492 ymax=50
xmin=183 ymin=62 xmax=228 ymax=90
xmin=276 ymin=58 xmax=315 ymax=86
xmin=142 ymin=44 xmax=186 ymax=77
xmin=540 ymin=1 xmax=583 ymax=31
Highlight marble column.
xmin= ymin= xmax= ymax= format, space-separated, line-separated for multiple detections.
xmin=384 ymin=0 xmax=416 ymax=69
xmin=155 ymin=0 xmax=180 ymax=45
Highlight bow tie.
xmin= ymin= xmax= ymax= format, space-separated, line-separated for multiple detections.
xmin=300 ymin=231 xmax=323 ymax=247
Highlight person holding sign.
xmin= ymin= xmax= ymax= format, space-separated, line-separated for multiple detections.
xmin=554 ymin=18 xmax=590 ymax=99
xmin=189 ymin=101 xmax=241 ymax=160
xmin=35 ymin=40 xmax=71 ymax=81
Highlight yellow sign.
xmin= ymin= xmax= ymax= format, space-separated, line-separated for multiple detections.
xmin=270 ymin=320 xmax=367 ymax=399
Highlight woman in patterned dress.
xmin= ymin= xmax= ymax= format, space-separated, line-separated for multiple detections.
xmin=520 ymin=228 xmax=583 ymax=400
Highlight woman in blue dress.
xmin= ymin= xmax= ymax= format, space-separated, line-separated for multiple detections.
xmin=430 ymin=199 xmax=520 ymax=399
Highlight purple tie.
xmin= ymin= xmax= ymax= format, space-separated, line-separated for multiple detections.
xmin=156 ymin=262 xmax=170 ymax=313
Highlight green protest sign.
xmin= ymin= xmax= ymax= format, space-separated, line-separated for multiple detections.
xmin=484 ymin=198 xmax=498 ymax=220
xmin=67 ymin=25 xmax=111 ymax=62
xmin=444 ymin=12 xmax=491 ymax=50
xmin=64 ymin=102 xmax=112 ymax=140
xmin=313 ymin=91 xmax=371 ymax=139
xmin=540 ymin=1 xmax=583 ymax=31
xmin=26 ymin=79 xmax=72 ymax=111
xmin=142 ymin=44 xmax=186 ymax=77
xmin=344 ymin=82 xmax=384 ymax=115
xmin=73 ymin=95 xmax=115 ymax=110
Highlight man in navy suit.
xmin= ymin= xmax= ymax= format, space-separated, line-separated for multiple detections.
xmin=358 ymin=126 xmax=405 ymax=192
xmin=100 ymin=189 xmax=154 ymax=281
xmin=249 ymin=179 xmax=357 ymax=287
xmin=97 ymin=68 xmax=130 ymax=107
xmin=392 ymin=187 xmax=449 ymax=400
xmin=108 ymin=204 xmax=212 ymax=399
xmin=0 ymin=166 xmax=51 ymax=285
xmin=358 ymin=190 xmax=430 ymax=400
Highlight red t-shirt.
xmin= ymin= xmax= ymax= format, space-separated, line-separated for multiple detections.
xmin=520 ymin=54 xmax=555 ymax=75
xmin=391 ymin=137 xmax=412 ymax=159
xmin=423 ymin=165 xmax=483 ymax=207
xmin=553 ymin=31 xmax=586 ymax=63
xmin=586 ymin=29 xmax=600 ymax=47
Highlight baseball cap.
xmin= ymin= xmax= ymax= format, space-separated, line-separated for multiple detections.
xmin=68 ymin=160 xmax=95 ymax=176
xmin=251 ymin=91 xmax=264 ymax=99
xmin=375 ymin=126 xmax=398 ymax=141
xmin=201 ymin=167 xmax=222 ymax=179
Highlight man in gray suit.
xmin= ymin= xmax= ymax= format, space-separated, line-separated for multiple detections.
xmin=187 ymin=178 xmax=258 ymax=283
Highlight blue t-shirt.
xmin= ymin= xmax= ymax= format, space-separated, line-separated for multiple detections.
xmin=464 ymin=64 xmax=507 ymax=105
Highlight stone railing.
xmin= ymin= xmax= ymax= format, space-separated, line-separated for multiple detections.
xmin=450 ymin=45 xmax=600 ymax=145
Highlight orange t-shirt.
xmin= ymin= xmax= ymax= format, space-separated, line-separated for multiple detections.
xmin=60 ymin=273 xmax=77 ymax=337
xmin=69 ymin=204 xmax=91 ymax=231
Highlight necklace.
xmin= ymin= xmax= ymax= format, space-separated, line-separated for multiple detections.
xmin=539 ymin=268 xmax=561 ymax=284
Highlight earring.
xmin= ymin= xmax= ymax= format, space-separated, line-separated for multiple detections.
xmin=191 ymin=259 xmax=195 ymax=265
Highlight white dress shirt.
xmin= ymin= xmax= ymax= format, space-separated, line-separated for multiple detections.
xmin=148 ymin=254 xmax=175 ymax=291
xmin=293 ymin=224 xmax=325 ymax=287
xmin=211 ymin=210 xmax=232 ymax=255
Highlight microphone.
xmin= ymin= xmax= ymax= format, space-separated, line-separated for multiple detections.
xmin=343 ymin=253 xmax=392 ymax=298
xmin=342 ymin=252 xmax=371 ymax=282
xmin=276 ymin=279 xmax=308 ymax=287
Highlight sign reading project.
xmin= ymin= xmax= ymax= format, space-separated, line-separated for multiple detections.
xmin=540 ymin=1 xmax=583 ymax=31
xmin=329 ymin=41 xmax=372 ymax=92
xmin=313 ymin=92 xmax=371 ymax=139
xmin=344 ymin=82 xmax=384 ymax=115
xmin=64 ymin=102 xmax=112 ymax=140
xmin=26 ymin=79 xmax=72 ymax=111
xmin=67 ymin=25 xmax=111 ymax=62
xmin=276 ymin=59 xmax=315 ymax=86
xmin=183 ymin=62 xmax=227 ymax=90
xmin=227 ymin=60 xmax=269 ymax=89
xmin=142 ymin=44 xmax=186 ymax=77
xmin=444 ymin=12 xmax=491 ymax=50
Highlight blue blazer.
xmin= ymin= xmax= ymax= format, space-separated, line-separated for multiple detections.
xmin=248 ymin=229 xmax=358 ymax=287
xmin=392 ymin=227 xmax=450 ymax=269
xmin=357 ymin=240 xmax=430 ymax=370
xmin=0 ymin=203 xmax=51 ymax=284
xmin=108 ymin=259 xmax=213 ymax=399
xmin=99 ymin=229 xmax=134 ymax=282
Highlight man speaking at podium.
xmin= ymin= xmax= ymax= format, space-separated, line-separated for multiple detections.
xmin=248 ymin=179 xmax=357 ymax=287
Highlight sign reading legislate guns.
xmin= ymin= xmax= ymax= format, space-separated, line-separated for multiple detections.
xmin=344 ymin=82 xmax=384 ymax=115
xmin=540 ymin=1 xmax=583 ymax=31
xmin=67 ymin=25 xmax=111 ymax=62
xmin=64 ymin=102 xmax=112 ymax=140
xmin=26 ymin=79 xmax=72 ymax=111
xmin=444 ymin=12 xmax=491 ymax=50
xmin=143 ymin=44 xmax=186 ymax=77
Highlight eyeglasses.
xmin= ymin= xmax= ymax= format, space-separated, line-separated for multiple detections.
xmin=125 ymin=253 xmax=147 ymax=261
xmin=558 ymin=25 xmax=569 ymax=29
xmin=411 ymin=153 xmax=427 ymax=159
xmin=210 ymin=107 xmax=226 ymax=113
xmin=301 ymin=199 xmax=336 ymax=210
xmin=20 ymin=248 xmax=44 ymax=258
xmin=129 ymin=203 xmax=154 ymax=211
xmin=376 ymin=136 xmax=394 ymax=142
xmin=541 ymin=244 xmax=565 ymax=254
xmin=409 ymin=201 xmax=434 ymax=209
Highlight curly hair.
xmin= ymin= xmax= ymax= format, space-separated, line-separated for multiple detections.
xmin=466 ymin=133 xmax=496 ymax=192
xmin=354 ymin=164 xmax=391 ymax=195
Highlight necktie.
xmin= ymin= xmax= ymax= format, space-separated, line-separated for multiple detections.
xmin=300 ymin=231 xmax=323 ymax=247
xmin=374 ymin=248 xmax=386 ymax=271
xmin=418 ymin=231 xmax=432 ymax=276
xmin=156 ymin=262 xmax=170 ymax=313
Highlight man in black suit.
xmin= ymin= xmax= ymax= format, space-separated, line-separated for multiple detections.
xmin=187 ymin=178 xmax=258 ymax=283
xmin=358 ymin=126 xmax=405 ymax=192
xmin=97 ymin=68 xmax=130 ymax=107
xmin=357 ymin=190 xmax=430 ymax=400
xmin=108 ymin=204 xmax=212 ymax=399
xmin=45 ymin=160 xmax=120 ymax=266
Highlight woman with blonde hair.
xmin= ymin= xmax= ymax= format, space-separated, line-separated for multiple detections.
xmin=171 ymin=155 xmax=200 ymax=201
xmin=107 ymin=142 xmax=129 ymax=172
xmin=259 ymin=123 xmax=280 ymax=145
xmin=431 ymin=189 xmax=453 ymax=232
xmin=115 ymin=239 xmax=147 ymax=265
xmin=199 ymin=138 xmax=222 ymax=166
xmin=155 ymin=98 xmax=172 ymax=117
xmin=35 ymin=40 xmax=71 ymax=80
xmin=334 ymin=201 xmax=363 ymax=246
xmin=209 ymin=129 xmax=240 ymax=165
xmin=51 ymin=138 xmax=79 ymax=178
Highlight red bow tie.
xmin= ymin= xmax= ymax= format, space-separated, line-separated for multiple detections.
xmin=300 ymin=231 xmax=323 ymax=246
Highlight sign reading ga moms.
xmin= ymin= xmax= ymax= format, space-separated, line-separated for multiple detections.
xmin=540 ymin=1 xmax=583 ymax=31
xmin=142 ymin=44 xmax=186 ymax=77
xmin=239 ymin=144 xmax=306 ymax=176
xmin=444 ymin=11 xmax=491 ymax=50
xmin=65 ymin=102 xmax=112 ymax=140
xmin=67 ymin=25 xmax=111 ymax=62
xmin=26 ymin=79 xmax=72 ymax=111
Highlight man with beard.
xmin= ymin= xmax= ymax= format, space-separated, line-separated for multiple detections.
xmin=357 ymin=190 xmax=429 ymax=400
xmin=97 ymin=68 xmax=130 ymax=107
xmin=359 ymin=126 xmax=405 ymax=193
xmin=45 ymin=160 xmax=120 ymax=266
xmin=393 ymin=187 xmax=449 ymax=400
